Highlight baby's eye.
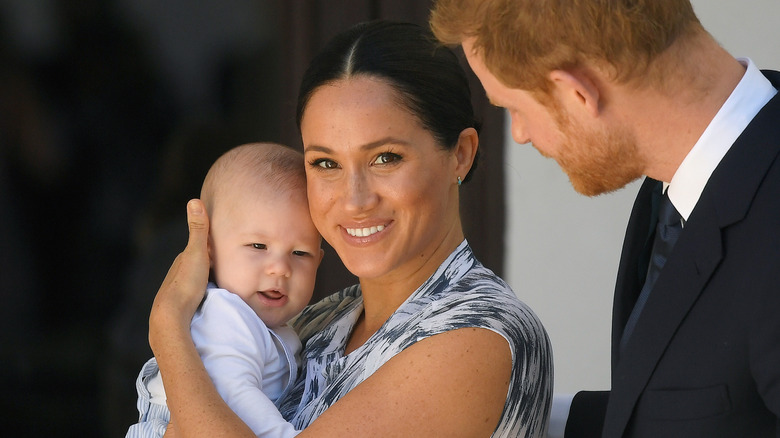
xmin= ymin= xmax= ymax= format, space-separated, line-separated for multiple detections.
xmin=252 ymin=243 xmax=267 ymax=250
xmin=373 ymin=152 xmax=401 ymax=165
xmin=292 ymin=250 xmax=310 ymax=257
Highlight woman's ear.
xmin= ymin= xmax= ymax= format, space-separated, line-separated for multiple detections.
xmin=548 ymin=69 xmax=601 ymax=117
xmin=454 ymin=127 xmax=479 ymax=180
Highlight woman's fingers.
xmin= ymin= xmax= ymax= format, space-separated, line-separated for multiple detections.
xmin=163 ymin=418 xmax=176 ymax=438
xmin=185 ymin=199 xmax=209 ymax=259
xmin=161 ymin=199 xmax=210 ymax=304
xmin=150 ymin=200 xmax=211 ymax=349
xmin=177 ymin=199 xmax=211 ymax=296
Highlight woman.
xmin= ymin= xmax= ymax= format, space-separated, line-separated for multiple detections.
xmin=149 ymin=21 xmax=552 ymax=437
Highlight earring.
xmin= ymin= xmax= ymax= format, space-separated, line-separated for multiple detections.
xmin=457 ymin=176 xmax=462 ymax=186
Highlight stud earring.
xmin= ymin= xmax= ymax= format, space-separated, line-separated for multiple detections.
xmin=457 ymin=176 xmax=462 ymax=186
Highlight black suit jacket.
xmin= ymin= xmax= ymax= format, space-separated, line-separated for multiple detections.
xmin=567 ymin=70 xmax=780 ymax=437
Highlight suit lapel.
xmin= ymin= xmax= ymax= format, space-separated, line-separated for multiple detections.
xmin=604 ymin=71 xmax=780 ymax=437
xmin=605 ymin=203 xmax=723 ymax=436
xmin=610 ymin=178 xmax=660 ymax=369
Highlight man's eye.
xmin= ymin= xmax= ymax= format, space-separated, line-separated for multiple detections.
xmin=252 ymin=243 xmax=267 ymax=250
xmin=373 ymin=152 xmax=401 ymax=165
xmin=292 ymin=250 xmax=309 ymax=257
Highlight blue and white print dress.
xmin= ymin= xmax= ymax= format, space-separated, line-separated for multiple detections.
xmin=278 ymin=241 xmax=552 ymax=437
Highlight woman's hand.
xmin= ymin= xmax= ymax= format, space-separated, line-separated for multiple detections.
xmin=163 ymin=418 xmax=176 ymax=438
xmin=147 ymin=199 xmax=257 ymax=437
xmin=149 ymin=199 xmax=211 ymax=354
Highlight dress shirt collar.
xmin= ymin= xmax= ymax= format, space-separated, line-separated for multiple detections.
xmin=666 ymin=58 xmax=777 ymax=221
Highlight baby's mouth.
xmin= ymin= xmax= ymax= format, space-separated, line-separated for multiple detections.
xmin=259 ymin=289 xmax=284 ymax=300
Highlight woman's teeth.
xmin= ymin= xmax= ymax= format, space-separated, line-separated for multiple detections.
xmin=346 ymin=224 xmax=385 ymax=237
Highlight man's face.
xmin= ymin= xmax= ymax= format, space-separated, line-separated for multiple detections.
xmin=462 ymin=38 xmax=644 ymax=196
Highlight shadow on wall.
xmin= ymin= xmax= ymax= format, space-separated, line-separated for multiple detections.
xmin=0 ymin=0 xmax=285 ymax=435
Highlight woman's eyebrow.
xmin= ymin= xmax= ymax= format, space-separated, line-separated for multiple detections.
xmin=304 ymin=137 xmax=411 ymax=154
xmin=303 ymin=144 xmax=332 ymax=154
xmin=360 ymin=137 xmax=411 ymax=150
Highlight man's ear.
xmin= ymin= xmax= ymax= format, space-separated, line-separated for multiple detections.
xmin=453 ymin=127 xmax=479 ymax=180
xmin=549 ymin=69 xmax=601 ymax=117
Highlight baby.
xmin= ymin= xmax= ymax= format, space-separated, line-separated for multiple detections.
xmin=127 ymin=143 xmax=323 ymax=438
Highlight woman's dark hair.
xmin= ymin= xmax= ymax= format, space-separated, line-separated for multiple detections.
xmin=296 ymin=20 xmax=481 ymax=182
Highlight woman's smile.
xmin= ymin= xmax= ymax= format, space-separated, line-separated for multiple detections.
xmin=344 ymin=223 xmax=387 ymax=237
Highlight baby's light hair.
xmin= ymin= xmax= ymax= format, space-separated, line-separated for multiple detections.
xmin=200 ymin=142 xmax=306 ymax=217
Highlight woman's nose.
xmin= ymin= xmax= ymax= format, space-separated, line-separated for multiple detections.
xmin=343 ymin=171 xmax=378 ymax=212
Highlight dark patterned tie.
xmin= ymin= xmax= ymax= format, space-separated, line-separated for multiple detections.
xmin=620 ymin=191 xmax=683 ymax=354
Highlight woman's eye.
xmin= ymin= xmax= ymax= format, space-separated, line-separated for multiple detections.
xmin=373 ymin=152 xmax=401 ymax=165
xmin=252 ymin=243 xmax=267 ymax=250
xmin=292 ymin=250 xmax=310 ymax=257
xmin=309 ymin=158 xmax=338 ymax=169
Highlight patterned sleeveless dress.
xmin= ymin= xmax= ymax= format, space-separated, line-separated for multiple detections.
xmin=278 ymin=241 xmax=552 ymax=437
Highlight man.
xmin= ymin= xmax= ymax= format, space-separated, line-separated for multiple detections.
xmin=431 ymin=1 xmax=780 ymax=437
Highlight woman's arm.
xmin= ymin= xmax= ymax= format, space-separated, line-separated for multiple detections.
xmin=151 ymin=200 xmax=513 ymax=437
xmin=303 ymin=327 xmax=512 ymax=437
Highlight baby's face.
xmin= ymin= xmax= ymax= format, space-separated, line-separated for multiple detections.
xmin=209 ymin=187 xmax=322 ymax=328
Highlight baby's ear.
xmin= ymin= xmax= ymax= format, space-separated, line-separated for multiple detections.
xmin=206 ymin=235 xmax=214 ymax=268
xmin=206 ymin=236 xmax=215 ymax=282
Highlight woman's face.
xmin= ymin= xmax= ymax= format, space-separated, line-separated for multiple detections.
xmin=300 ymin=76 xmax=465 ymax=283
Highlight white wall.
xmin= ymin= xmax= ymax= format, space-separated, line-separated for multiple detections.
xmin=503 ymin=0 xmax=780 ymax=394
